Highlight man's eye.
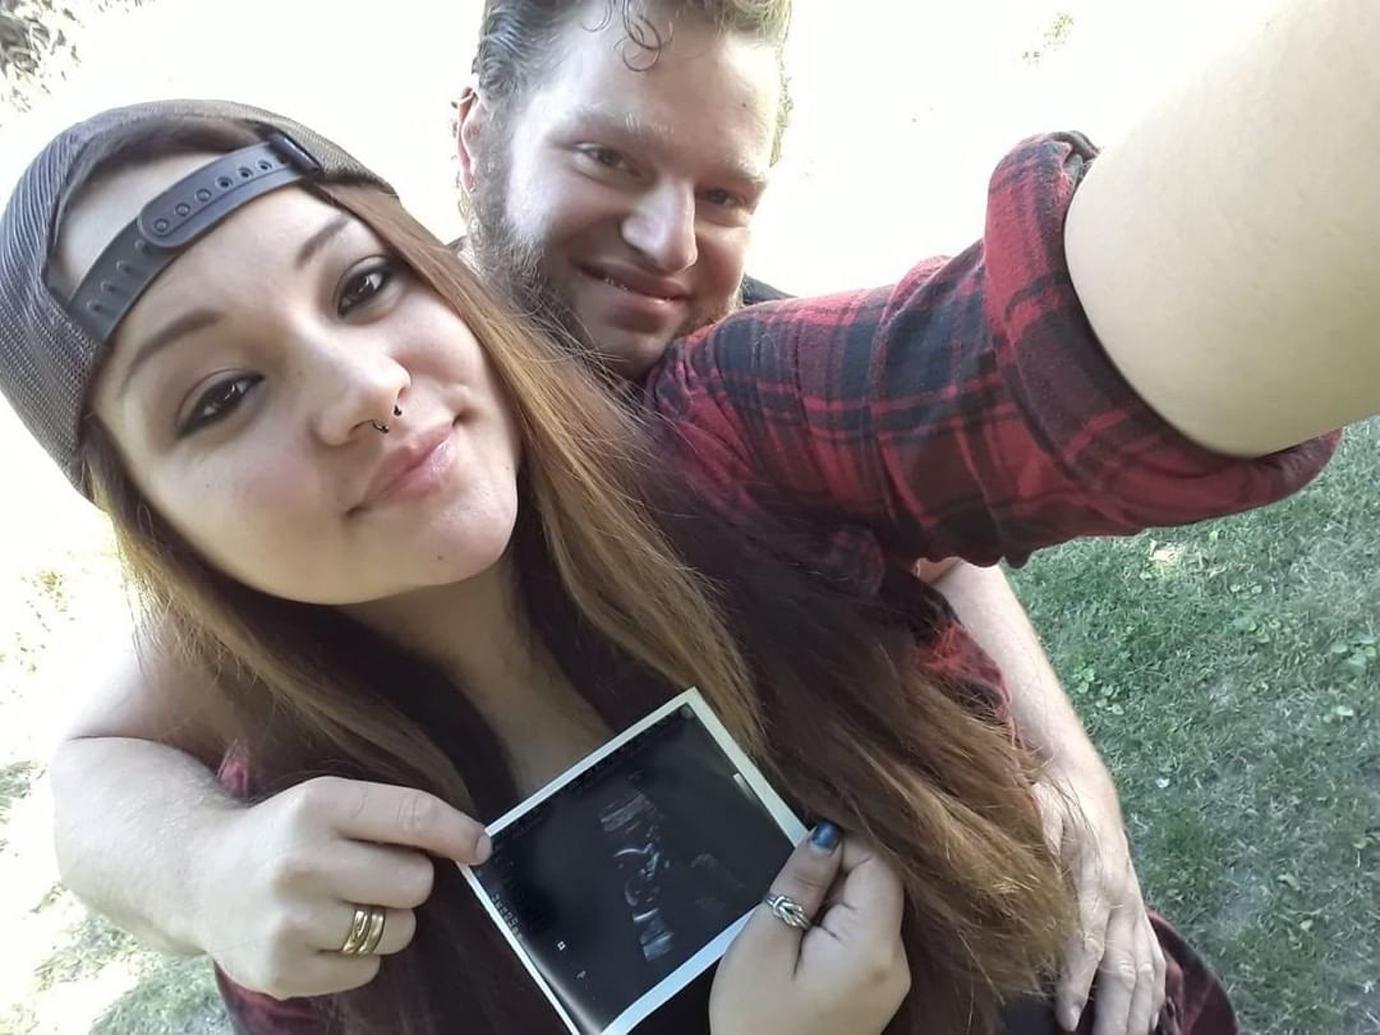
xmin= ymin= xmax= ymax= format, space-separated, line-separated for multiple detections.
xmin=580 ymin=146 xmax=631 ymax=172
xmin=700 ymin=188 xmax=743 ymax=209
xmin=178 ymin=374 xmax=261 ymax=437
xmin=338 ymin=263 xmax=395 ymax=315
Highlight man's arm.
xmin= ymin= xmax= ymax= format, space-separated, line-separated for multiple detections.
xmin=52 ymin=640 xmax=235 ymax=954
xmin=1066 ymin=0 xmax=1379 ymax=457
xmin=931 ymin=562 xmax=1105 ymax=775
xmin=54 ymin=639 xmax=493 ymax=1000
xmin=930 ymin=561 xmax=1164 ymax=1033
xmin=52 ymin=737 xmax=239 ymax=953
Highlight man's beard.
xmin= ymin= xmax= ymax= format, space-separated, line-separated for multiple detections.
xmin=467 ymin=173 xmax=592 ymax=355
xmin=467 ymin=149 xmax=741 ymax=371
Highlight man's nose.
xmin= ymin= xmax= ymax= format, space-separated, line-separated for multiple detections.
xmin=622 ymin=183 xmax=698 ymax=274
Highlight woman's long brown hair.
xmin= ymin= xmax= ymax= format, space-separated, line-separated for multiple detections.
xmin=81 ymin=176 xmax=1073 ymax=1032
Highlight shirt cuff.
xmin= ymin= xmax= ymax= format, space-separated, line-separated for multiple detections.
xmin=981 ymin=132 xmax=1338 ymax=538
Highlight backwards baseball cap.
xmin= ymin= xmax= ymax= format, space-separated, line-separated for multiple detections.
xmin=0 ymin=99 xmax=394 ymax=499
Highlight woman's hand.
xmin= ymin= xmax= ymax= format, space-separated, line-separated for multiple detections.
xmin=1034 ymin=778 xmax=1166 ymax=1034
xmin=188 ymin=776 xmax=490 ymax=1000
xmin=710 ymin=823 xmax=910 ymax=1035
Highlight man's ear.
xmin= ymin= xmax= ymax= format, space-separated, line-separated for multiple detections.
xmin=456 ymin=84 xmax=489 ymax=193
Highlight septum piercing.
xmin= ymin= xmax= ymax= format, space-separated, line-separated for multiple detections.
xmin=370 ymin=405 xmax=403 ymax=434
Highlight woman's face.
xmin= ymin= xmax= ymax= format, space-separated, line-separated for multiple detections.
xmin=68 ymin=157 xmax=523 ymax=604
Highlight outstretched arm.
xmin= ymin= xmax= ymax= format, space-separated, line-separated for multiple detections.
xmin=649 ymin=130 xmax=1336 ymax=571
xmin=1067 ymin=0 xmax=1379 ymax=457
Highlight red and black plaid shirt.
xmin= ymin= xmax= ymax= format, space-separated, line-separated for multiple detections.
xmin=218 ymin=132 xmax=1335 ymax=1033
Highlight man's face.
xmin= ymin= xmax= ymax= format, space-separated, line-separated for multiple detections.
xmin=462 ymin=10 xmax=782 ymax=378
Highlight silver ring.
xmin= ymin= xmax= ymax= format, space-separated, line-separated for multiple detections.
xmin=762 ymin=891 xmax=812 ymax=930
xmin=369 ymin=406 xmax=402 ymax=435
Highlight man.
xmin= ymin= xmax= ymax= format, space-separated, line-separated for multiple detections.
xmin=49 ymin=2 xmax=1160 ymax=1031
xmin=456 ymin=0 xmax=793 ymax=377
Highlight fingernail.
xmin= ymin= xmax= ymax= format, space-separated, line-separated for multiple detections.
xmin=1060 ymin=1004 xmax=1082 ymax=1031
xmin=808 ymin=821 xmax=841 ymax=851
xmin=475 ymin=831 xmax=492 ymax=864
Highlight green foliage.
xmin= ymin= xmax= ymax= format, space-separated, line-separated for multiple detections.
xmin=0 ymin=0 xmax=144 ymax=122
xmin=1022 ymin=10 xmax=1075 ymax=65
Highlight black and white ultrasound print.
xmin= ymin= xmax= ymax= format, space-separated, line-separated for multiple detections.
xmin=463 ymin=688 xmax=806 ymax=1035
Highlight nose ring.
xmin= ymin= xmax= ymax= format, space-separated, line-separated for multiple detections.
xmin=370 ymin=404 xmax=403 ymax=435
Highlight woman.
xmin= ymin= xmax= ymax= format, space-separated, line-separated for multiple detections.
xmin=0 ymin=98 xmax=1348 ymax=1034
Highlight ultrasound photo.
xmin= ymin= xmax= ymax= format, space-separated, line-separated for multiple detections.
xmin=463 ymin=689 xmax=806 ymax=1035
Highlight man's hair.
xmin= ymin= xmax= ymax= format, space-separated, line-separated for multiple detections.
xmin=472 ymin=0 xmax=794 ymax=163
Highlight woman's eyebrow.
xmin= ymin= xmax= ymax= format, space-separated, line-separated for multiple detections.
xmin=117 ymin=307 xmax=222 ymax=397
xmin=114 ymin=213 xmax=354 ymax=398
xmin=295 ymin=213 xmax=353 ymax=269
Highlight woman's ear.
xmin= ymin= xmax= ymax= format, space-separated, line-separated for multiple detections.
xmin=456 ymin=84 xmax=489 ymax=193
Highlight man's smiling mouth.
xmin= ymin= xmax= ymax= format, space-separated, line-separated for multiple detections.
xmin=578 ymin=263 xmax=687 ymax=303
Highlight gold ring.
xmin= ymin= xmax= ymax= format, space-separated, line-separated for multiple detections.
xmin=339 ymin=904 xmax=387 ymax=955
xmin=359 ymin=904 xmax=387 ymax=955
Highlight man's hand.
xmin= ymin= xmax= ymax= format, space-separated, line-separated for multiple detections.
xmin=1034 ymin=774 xmax=1165 ymax=1035
xmin=189 ymin=777 xmax=491 ymax=1000
xmin=926 ymin=561 xmax=1164 ymax=1032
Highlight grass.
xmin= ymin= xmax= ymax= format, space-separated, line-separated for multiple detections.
xmin=0 ymin=760 xmax=38 ymax=851
xmin=1008 ymin=418 xmax=1380 ymax=1033
xmin=3 ymin=906 xmax=225 ymax=1034
xmin=87 ymin=954 xmax=227 ymax=1035
xmin=1022 ymin=10 xmax=1076 ymax=64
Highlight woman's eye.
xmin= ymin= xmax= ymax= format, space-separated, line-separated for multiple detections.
xmin=338 ymin=263 xmax=395 ymax=315
xmin=178 ymin=374 xmax=261 ymax=437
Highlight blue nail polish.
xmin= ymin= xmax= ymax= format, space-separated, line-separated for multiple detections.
xmin=809 ymin=821 xmax=841 ymax=851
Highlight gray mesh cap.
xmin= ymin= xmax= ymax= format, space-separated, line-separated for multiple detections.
xmin=0 ymin=99 xmax=394 ymax=500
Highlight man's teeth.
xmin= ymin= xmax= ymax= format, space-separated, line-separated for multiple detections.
xmin=592 ymin=271 xmax=672 ymax=300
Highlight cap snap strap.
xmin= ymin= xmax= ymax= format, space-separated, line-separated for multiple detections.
xmin=68 ymin=133 xmax=321 ymax=343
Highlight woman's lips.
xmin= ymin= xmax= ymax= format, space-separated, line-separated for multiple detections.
xmin=354 ymin=422 xmax=457 ymax=512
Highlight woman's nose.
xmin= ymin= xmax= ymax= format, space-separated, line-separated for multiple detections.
xmin=304 ymin=334 xmax=411 ymax=446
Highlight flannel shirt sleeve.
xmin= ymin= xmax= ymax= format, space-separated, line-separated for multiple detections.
xmin=644 ymin=132 xmax=1338 ymax=567
xmin=215 ymin=968 xmax=323 ymax=1034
